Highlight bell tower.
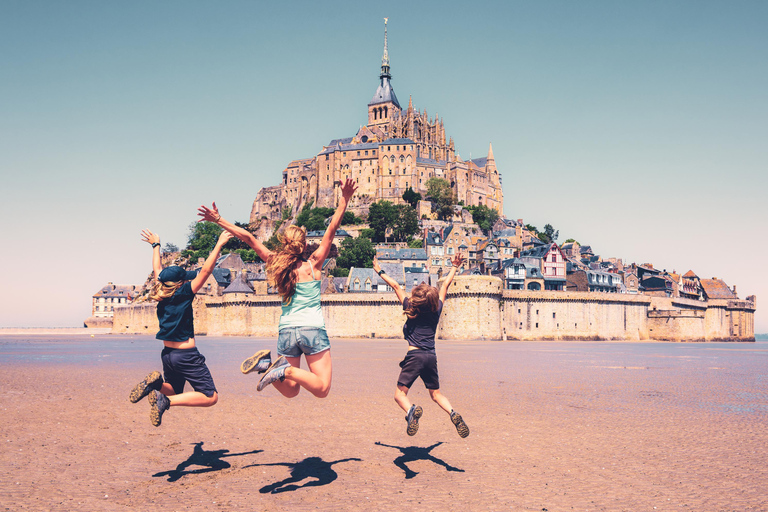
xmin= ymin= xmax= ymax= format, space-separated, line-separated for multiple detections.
xmin=368 ymin=18 xmax=401 ymax=127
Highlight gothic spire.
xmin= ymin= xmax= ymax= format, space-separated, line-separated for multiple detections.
xmin=380 ymin=18 xmax=391 ymax=80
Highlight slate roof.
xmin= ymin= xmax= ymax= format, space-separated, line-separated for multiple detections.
xmin=416 ymin=157 xmax=447 ymax=166
xmin=519 ymin=243 xmax=556 ymax=259
xmin=211 ymin=268 xmax=231 ymax=286
xmin=700 ymin=278 xmax=737 ymax=299
xmin=222 ymin=275 xmax=254 ymax=294
xmin=369 ymin=76 xmax=401 ymax=108
xmin=380 ymin=262 xmax=405 ymax=285
xmin=347 ymin=268 xmax=385 ymax=292
xmin=93 ymin=284 xmax=140 ymax=299
xmin=381 ymin=138 xmax=416 ymax=145
xmin=470 ymin=157 xmax=488 ymax=168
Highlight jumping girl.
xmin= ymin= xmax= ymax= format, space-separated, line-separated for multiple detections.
xmin=129 ymin=229 xmax=233 ymax=427
xmin=197 ymin=178 xmax=357 ymax=398
xmin=373 ymin=253 xmax=470 ymax=438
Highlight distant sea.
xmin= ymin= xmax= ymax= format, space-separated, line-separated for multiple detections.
xmin=756 ymin=333 xmax=768 ymax=341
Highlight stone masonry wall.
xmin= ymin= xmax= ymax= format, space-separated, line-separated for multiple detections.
xmin=112 ymin=276 xmax=756 ymax=342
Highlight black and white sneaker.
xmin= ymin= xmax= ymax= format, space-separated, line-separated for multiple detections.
xmin=256 ymin=356 xmax=290 ymax=391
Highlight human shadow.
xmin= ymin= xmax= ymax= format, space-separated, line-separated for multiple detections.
xmin=375 ymin=441 xmax=464 ymax=479
xmin=153 ymin=441 xmax=263 ymax=482
xmin=244 ymin=456 xmax=362 ymax=494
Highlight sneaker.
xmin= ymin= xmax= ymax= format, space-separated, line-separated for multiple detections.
xmin=405 ymin=405 xmax=423 ymax=436
xmin=451 ymin=411 xmax=470 ymax=438
xmin=241 ymin=349 xmax=272 ymax=374
xmin=148 ymin=390 xmax=171 ymax=427
xmin=129 ymin=371 xmax=163 ymax=403
xmin=256 ymin=356 xmax=291 ymax=391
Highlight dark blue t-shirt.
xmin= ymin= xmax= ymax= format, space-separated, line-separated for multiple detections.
xmin=156 ymin=282 xmax=195 ymax=342
xmin=402 ymin=297 xmax=443 ymax=352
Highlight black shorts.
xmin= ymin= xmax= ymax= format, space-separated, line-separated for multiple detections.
xmin=160 ymin=347 xmax=217 ymax=397
xmin=397 ymin=349 xmax=440 ymax=390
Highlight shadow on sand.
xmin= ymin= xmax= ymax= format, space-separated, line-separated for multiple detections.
xmin=244 ymin=456 xmax=362 ymax=494
xmin=152 ymin=441 xmax=263 ymax=482
xmin=375 ymin=441 xmax=464 ymax=479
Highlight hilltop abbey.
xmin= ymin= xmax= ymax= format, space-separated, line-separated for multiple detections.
xmin=250 ymin=20 xmax=503 ymax=233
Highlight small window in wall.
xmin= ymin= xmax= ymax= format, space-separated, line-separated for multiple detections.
xmin=553 ymin=312 xmax=556 ymax=319
xmin=535 ymin=323 xmax=539 ymax=328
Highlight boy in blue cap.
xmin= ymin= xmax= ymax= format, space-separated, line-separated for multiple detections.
xmin=129 ymin=229 xmax=270 ymax=426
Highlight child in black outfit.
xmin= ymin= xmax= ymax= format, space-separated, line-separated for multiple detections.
xmin=373 ymin=253 xmax=469 ymax=438
xmin=128 ymin=229 xmax=268 ymax=427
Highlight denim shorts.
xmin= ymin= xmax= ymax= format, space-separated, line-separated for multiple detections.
xmin=277 ymin=327 xmax=331 ymax=357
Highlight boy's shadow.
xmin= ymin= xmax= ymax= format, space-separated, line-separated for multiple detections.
xmin=153 ymin=441 xmax=263 ymax=482
xmin=244 ymin=456 xmax=362 ymax=494
xmin=375 ymin=441 xmax=464 ymax=479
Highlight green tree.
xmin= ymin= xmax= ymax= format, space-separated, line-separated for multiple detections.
xmin=407 ymin=238 xmax=423 ymax=248
xmin=367 ymin=200 xmax=419 ymax=242
xmin=162 ymin=242 xmax=179 ymax=253
xmin=181 ymin=221 xmax=223 ymax=262
xmin=342 ymin=211 xmax=363 ymax=225
xmin=538 ymin=224 xmax=559 ymax=244
xmin=425 ymin=177 xmax=456 ymax=220
xmin=466 ymin=204 xmax=500 ymax=234
xmin=296 ymin=201 xmax=335 ymax=232
xmin=359 ymin=228 xmax=375 ymax=240
xmin=335 ymin=237 xmax=375 ymax=270
xmin=402 ymin=187 xmax=422 ymax=208
xmin=330 ymin=267 xmax=349 ymax=278
xmin=367 ymin=201 xmax=398 ymax=242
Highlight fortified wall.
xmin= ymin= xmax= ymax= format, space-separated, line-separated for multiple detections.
xmin=112 ymin=276 xmax=756 ymax=342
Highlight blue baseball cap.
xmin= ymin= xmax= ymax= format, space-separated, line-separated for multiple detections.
xmin=158 ymin=266 xmax=198 ymax=283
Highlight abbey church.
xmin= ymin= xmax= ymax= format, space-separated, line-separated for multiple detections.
xmin=250 ymin=20 xmax=504 ymax=233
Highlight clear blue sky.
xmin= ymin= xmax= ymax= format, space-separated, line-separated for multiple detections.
xmin=2 ymin=1 xmax=766 ymax=331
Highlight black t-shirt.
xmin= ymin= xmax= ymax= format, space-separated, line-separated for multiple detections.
xmin=402 ymin=297 xmax=443 ymax=351
xmin=156 ymin=282 xmax=195 ymax=342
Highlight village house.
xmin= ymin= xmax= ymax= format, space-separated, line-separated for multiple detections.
xmin=566 ymin=269 xmax=622 ymax=293
xmin=699 ymin=278 xmax=738 ymax=300
xmin=680 ymin=270 xmax=703 ymax=300
xmin=519 ymin=243 xmax=567 ymax=291
xmin=491 ymin=258 xmax=527 ymax=290
xmin=375 ymin=247 xmax=427 ymax=270
xmin=92 ymin=283 xmax=140 ymax=318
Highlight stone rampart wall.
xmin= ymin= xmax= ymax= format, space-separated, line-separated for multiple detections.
xmin=112 ymin=276 xmax=756 ymax=342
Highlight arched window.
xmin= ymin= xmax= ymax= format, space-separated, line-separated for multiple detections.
xmin=400 ymin=155 xmax=404 ymax=163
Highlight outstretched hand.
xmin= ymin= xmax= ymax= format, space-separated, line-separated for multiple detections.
xmin=217 ymin=230 xmax=234 ymax=245
xmin=197 ymin=202 xmax=221 ymax=223
xmin=372 ymin=255 xmax=381 ymax=273
xmin=141 ymin=229 xmax=160 ymax=246
xmin=340 ymin=178 xmax=358 ymax=201
xmin=451 ymin=253 xmax=465 ymax=268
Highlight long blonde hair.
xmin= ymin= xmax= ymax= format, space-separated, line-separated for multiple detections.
xmin=404 ymin=283 xmax=439 ymax=319
xmin=267 ymin=225 xmax=307 ymax=303
xmin=135 ymin=280 xmax=184 ymax=303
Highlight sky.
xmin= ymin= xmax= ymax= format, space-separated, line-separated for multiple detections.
xmin=1 ymin=0 xmax=766 ymax=332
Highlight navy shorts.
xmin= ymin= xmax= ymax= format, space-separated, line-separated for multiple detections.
xmin=277 ymin=327 xmax=331 ymax=357
xmin=160 ymin=347 xmax=217 ymax=397
xmin=397 ymin=348 xmax=440 ymax=390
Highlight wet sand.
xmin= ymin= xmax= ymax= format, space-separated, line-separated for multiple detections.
xmin=1 ymin=335 xmax=766 ymax=511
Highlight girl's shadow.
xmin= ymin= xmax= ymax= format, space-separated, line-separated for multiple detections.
xmin=245 ymin=456 xmax=362 ymax=493
xmin=153 ymin=441 xmax=263 ymax=482
xmin=375 ymin=441 xmax=464 ymax=479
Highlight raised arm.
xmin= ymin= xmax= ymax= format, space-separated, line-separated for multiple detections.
xmin=310 ymin=178 xmax=357 ymax=267
xmin=438 ymin=253 xmax=464 ymax=303
xmin=190 ymin=231 xmax=233 ymax=294
xmin=373 ymin=255 xmax=406 ymax=304
xmin=141 ymin=229 xmax=163 ymax=279
xmin=198 ymin=202 xmax=273 ymax=262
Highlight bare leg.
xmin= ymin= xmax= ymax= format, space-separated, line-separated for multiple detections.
xmin=394 ymin=385 xmax=412 ymax=413
xmin=428 ymin=389 xmax=453 ymax=415
xmin=167 ymin=390 xmax=218 ymax=407
xmin=274 ymin=350 xmax=333 ymax=398
xmin=271 ymin=356 xmax=302 ymax=398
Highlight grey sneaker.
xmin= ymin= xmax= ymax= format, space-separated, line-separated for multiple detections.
xmin=129 ymin=371 xmax=163 ymax=403
xmin=405 ymin=405 xmax=423 ymax=436
xmin=241 ymin=349 xmax=272 ymax=374
xmin=256 ymin=356 xmax=290 ymax=391
xmin=148 ymin=390 xmax=171 ymax=427
xmin=451 ymin=411 xmax=469 ymax=438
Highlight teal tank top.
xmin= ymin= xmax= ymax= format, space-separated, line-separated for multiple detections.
xmin=278 ymin=274 xmax=324 ymax=330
